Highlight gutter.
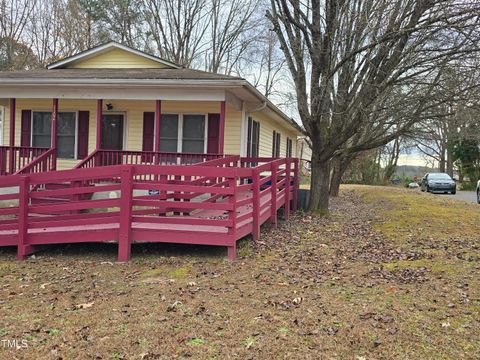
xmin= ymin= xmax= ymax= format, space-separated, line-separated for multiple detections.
xmin=0 ymin=78 xmax=244 ymax=87
xmin=249 ymin=101 xmax=267 ymax=112
xmin=242 ymin=81 xmax=305 ymax=135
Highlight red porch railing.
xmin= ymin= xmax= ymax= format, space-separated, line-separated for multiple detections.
xmin=75 ymin=149 xmax=226 ymax=169
xmin=16 ymin=148 xmax=56 ymax=175
xmin=0 ymin=157 xmax=298 ymax=262
xmin=0 ymin=146 xmax=51 ymax=175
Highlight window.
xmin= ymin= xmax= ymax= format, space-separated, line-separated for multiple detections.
xmin=286 ymin=137 xmax=293 ymax=157
xmin=159 ymin=114 xmax=179 ymax=152
xmin=159 ymin=114 xmax=206 ymax=153
xmin=247 ymin=117 xmax=260 ymax=157
xmin=182 ymin=114 xmax=205 ymax=153
xmin=272 ymin=130 xmax=281 ymax=157
xmin=32 ymin=111 xmax=76 ymax=159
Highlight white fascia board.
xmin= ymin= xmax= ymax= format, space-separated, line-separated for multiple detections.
xmin=0 ymin=85 xmax=227 ymax=101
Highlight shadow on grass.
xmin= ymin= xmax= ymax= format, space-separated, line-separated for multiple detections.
xmin=0 ymin=242 xmax=228 ymax=262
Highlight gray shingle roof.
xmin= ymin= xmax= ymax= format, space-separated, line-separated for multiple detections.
xmin=0 ymin=68 xmax=243 ymax=81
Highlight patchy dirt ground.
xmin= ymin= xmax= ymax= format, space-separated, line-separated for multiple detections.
xmin=0 ymin=185 xmax=479 ymax=359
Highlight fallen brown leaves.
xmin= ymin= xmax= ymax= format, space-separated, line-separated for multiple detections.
xmin=0 ymin=186 xmax=478 ymax=359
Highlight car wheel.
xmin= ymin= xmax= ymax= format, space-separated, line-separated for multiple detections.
xmin=451 ymin=190 xmax=456 ymax=195
xmin=477 ymin=190 xmax=480 ymax=204
xmin=426 ymin=186 xmax=430 ymax=193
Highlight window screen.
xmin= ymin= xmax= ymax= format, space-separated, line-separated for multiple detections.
xmin=57 ymin=112 xmax=76 ymax=158
xmin=248 ymin=118 xmax=260 ymax=157
xmin=272 ymin=131 xmax=281 ymax=157
xmin=182 ymin=114 xmax=205 ymax=153
xmin=32 ymin=111 xmax=76 ymax=159
xmin=286 ymin=137 xmax=293 ymax=157
xmin=32 ymin=112 xmax=51 ymax=148
xmin=159 ymin=114 xmax=179 ymax=152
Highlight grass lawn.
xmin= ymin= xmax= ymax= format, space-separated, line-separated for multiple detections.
xmin=0 ymin=185 xmax=479 ymax=359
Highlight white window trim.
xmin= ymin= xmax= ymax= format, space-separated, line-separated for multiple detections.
xmin=31 ymin=110 xmax=78 ymax=160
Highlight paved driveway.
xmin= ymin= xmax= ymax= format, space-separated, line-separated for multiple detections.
xmin=428 ymin=190 xmax=477 ymax=204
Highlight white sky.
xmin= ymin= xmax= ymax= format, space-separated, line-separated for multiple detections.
xmin=397 ymin=153 xmax=434 ymax=167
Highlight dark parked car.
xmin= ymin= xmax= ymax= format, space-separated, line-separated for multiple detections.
xmin=420 ymin=173 xmax=456 ymax=194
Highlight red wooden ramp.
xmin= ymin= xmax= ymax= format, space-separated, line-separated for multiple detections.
xmin=0 ymin=156 xmax=298 ymax=262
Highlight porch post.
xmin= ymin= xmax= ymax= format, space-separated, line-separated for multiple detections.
xmin=154 ymin=100 xmax=161 ymax=153
xmin=219 ymin=101 xmax=225 ymax=154
xmin=96 ymin=99 xmax=103 ymax=149
xmin=8 ymin=98 xmax=15 ymax=174
xmin=51 ymin=98 xmax=58 ymax=170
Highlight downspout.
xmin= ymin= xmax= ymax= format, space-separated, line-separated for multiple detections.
xmin=250 ymin=101 xmax=267 ymax=113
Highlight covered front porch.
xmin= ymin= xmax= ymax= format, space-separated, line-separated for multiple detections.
xmin=1 ymin=97 xmax=233 ymax=175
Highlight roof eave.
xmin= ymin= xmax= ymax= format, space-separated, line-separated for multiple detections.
xmin=242 ymin=81 xmax=305 ymax=135
xmin=0 ymin=75 xmax=304 ymax=135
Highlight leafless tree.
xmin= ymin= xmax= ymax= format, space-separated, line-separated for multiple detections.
xmin=28 ymin=0 xmax=68 ymax=66
xmin=143 ymin=0 xmax=210 ymax=67
xmin=267 ymin=0 xmax=480 ymax=212
xmin=206 ymin=0 xmax=260 ymax=74
xmin=0 ymin=0 xmax=37 ymax=69
xmin=412 ymin=61 xmax=480 ymax=176
xmin=242 ymin=28 xmax=287 ymax=99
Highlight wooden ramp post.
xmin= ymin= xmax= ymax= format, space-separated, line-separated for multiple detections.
xmin=227 ymin=175 xmax=237 ymax=261
xmin=252 ymin=167 xmax=260 ymax=241
xmin=292 ymin=158 xmax=298 ymax=211
xmin=118 ymin=166 xmax=133 ymax=262
xmin=284 ymin=159 xmax=291 ymax=220
xmin=17 ymin=176 xmax=34 ymax=260
xmin=270 ymin=160 xmax=278 ymax=228
xmin=8 ymin=98 xmax=16 ymax=175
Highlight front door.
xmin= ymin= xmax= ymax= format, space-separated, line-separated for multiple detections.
xmin=101 ymin=114 xmax=124 ymax=150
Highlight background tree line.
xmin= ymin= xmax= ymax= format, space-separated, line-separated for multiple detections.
xmin=0 ymin=0 xmax=290 ymax=102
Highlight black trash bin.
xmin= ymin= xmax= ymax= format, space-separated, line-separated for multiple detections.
xmin=297 ymin=189 xmax=310 ymax=210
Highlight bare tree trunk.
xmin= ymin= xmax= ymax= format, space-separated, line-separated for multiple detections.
xmin=308 ymin=152 xmax=330 ymax=214
xmin=329 ymin=165 xmax=343 ymax=197
xmin=329 ymin=155 xmax=353 ymax=197
xmin=446 ymin=149 xmax=454 ymax=177
xmin=439 ymin=145 xmax=446 ymax=172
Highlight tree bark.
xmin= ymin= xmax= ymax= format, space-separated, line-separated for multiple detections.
xmin=446 ymin=146 xmax=454 ymax=177
xmin=308 ymin=152 xmax=330 ymax=214
xmin=439 ymin=145 xmax=446 ymax=172
xmin=329 ymin=156 xmax=353 ymax=197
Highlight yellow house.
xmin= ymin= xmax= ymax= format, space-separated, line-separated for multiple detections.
xmin=0 ymin=41 xmax=302 ymax=173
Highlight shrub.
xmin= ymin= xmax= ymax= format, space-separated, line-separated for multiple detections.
xmin=402 ymin=176 xmax=415 ymax=188
xmin=460 ymin=181 xmax=476 ymax=191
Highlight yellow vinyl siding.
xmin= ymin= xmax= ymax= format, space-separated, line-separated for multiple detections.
xmin=68 ymin=48 xmax=169 ymax=69
xmin=3 ymin=99 xmax=242 ymax=170
xmin=251 ymin=111 xmax=298 ymax=158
